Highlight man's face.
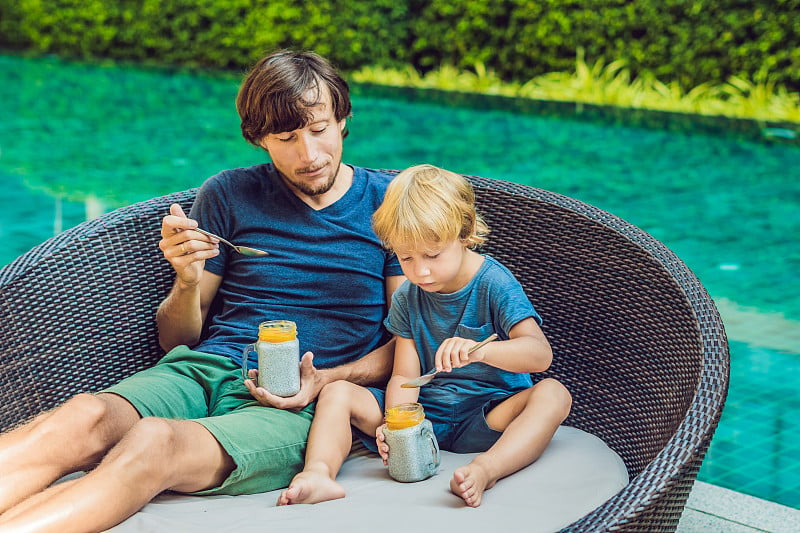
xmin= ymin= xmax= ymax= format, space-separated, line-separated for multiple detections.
xmin=260 ymin=88 xmax=346 ymax=198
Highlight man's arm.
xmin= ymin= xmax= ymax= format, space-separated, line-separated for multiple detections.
xmin=156 ymin=203 xmax=222 ymax=351
xmin=156 ymin=273 xmax=222 ymax=351
xmin=246 ymin=274 xmax=406 ymax=409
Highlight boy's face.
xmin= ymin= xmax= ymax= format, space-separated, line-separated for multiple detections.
xmin=393 ymin=239 xmax=469 ymax=294
xmin=259 ymin=87 xmax=346 ymax=199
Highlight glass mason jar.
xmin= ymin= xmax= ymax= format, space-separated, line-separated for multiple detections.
xmin=242 ymin=320 xmax=300 ymax=397
xmin=383 ymin=402 xmax=440 ymax=482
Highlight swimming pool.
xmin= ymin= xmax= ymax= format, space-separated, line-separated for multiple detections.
xmin=2 ymin=53 xmax=798 ymax=509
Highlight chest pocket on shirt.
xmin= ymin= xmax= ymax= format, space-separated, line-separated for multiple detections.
xmin=455 ymin=323 xmax=496 ymax=342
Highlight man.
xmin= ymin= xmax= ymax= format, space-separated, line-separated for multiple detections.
xmin=0 ymin=49 xmax=404 ymax=532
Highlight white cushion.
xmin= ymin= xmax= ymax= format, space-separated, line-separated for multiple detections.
xmin=108 ymin=425 xmax=628 ymax=532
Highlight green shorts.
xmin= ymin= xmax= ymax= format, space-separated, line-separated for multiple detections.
xmin=103 ymin=345 xmax=314 ymax=496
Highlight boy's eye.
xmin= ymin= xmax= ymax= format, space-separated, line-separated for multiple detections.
xmin=399 ymin=257 xmax=412 ymax=262
xmin=311 ymin=126 xmax=327 ymax=134
xmin=424 ymin=253 xmax=440 ymax=259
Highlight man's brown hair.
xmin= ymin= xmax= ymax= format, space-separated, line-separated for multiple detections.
xmin=237 ymin=50 xmax=352 ymax=146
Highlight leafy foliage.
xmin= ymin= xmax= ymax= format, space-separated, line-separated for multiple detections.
xmin=0 ymin=0 xmax=797 ymax=104
xmin=0 ymin=0 xmax=410 ymax=70
xmin=352 ymin=51 xmax=800 ymax=124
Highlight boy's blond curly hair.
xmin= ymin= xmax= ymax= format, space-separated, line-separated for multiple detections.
xmin=373 ymin=164 xmax=489 ymax=250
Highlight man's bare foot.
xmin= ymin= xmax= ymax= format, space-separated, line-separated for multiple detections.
xmin=449 ymin=462 xmax=496 ymax=507
xmin=276 ymin=471 xmax=346 ymax=506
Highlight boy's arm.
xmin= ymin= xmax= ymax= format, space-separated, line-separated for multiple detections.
xmin=384 ymin=336 xmax=423 ymax=409
xmin=436 ymin=317 xmax=552 ymax=374
xmin=376 ymin=335 xmax=421 ymax=464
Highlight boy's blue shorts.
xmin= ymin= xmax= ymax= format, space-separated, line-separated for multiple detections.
xmin=362 ymin=386 xmax=512 ymax=453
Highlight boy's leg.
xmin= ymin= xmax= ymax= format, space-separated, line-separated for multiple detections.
xmin=0 ymin=415 xmax=235 ymax=533
xmin=0 ymin=392 xmax=140 ymax=514
xmin=451 ymin=378 xmax=572 ymax=507
xmin=278 ymin=381 xmax=383 ymax=505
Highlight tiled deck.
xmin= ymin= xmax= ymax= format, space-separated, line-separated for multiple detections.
xmin=678 ymin=481 xmax=800 ymax=533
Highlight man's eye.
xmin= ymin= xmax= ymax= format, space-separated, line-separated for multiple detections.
xmin=277 ymin=135 xmax=293 ymax=142
xmin=312 ymin=126 xmax=327 ymax=134
xmin=424 ymin=253 xmax=440 ymax=259
xmin=399 ymin=257 xmax=412 ymax=262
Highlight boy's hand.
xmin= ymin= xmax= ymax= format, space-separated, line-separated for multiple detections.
xmin=434 ymin=336 xmax=487 ymax=372
xmin=375 ymin=424 xmax=390 ymax=464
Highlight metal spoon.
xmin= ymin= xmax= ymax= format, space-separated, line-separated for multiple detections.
xmin=194 ymin=227 xmax=269 ymax=257
xmin=400 ymin=333 xmax=499 ymax=388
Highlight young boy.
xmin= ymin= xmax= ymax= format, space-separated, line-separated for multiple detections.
xmin=277 ymin=164 xmax=572 ymax=508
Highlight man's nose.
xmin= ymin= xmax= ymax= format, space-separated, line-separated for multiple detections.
xmin=296 ymin=134 xmax=318 ymax=164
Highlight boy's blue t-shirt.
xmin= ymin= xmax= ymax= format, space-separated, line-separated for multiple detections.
xmin=384 ymin=255 xmax=541 ymax=393
xmin=190 ymin=163 xmax=402 ymax=369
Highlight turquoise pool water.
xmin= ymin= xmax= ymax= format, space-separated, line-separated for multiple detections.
xmin=2 ymin=54 xmax=799 ymax=508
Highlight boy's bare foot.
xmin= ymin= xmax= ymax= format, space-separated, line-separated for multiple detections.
xmin=450 ymin=462 xmax=496 ymax=507
xmin=276 ymin=471 xmax=346 ymax=506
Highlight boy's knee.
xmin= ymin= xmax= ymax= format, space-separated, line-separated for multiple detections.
xmin=534 ymin=378 xmax=572 ymax=416
xmin=318 ymin=380 xmax=357 ymax=403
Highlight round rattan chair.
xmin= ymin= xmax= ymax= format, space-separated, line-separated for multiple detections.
xmin=0 ymin=173 xmax=729 ymax=532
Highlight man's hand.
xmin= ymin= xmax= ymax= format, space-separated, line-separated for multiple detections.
xmin=158 ymin=203 xmax=219 ymax=285
xmin=245 ymin=352 xmax=327 ymax=410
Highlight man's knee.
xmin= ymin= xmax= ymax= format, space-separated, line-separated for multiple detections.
xmin=126 ymin=417 xmax=180 ymax=454
xmin=38 ymin=393 xmax=111 ymax=442
xmin=27 ymin=393 xmax=121 ymax=465
xmin=109 ymin=418 xmax=181 ymax=477
xmin=62 ymin=393 xmax=109 ymax=423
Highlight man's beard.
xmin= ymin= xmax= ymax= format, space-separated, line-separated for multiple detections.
xmin=281 ymin=163 xmax=340 ymax=197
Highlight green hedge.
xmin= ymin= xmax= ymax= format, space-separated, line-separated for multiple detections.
xmin=0 ymin=0 xmax=411 ymax=70
xmin=1 ymin=0 xmax=797 ymax=91
xmin=407 ymin=0 xmax=800 ymax=91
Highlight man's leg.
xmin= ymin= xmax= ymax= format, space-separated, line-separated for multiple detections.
xmin=0 ymin=414 xmax=235 ymax=533
xmin=278 ymin=381 xmax=383 ymax=505
xmin=0 ymin=392 xmax=140 ymax=514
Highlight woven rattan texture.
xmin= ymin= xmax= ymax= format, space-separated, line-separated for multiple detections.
xmin=0 ymin=189 xmax=195 ymax=429
xmin=0 ymin=175 xmax=728 ymax=532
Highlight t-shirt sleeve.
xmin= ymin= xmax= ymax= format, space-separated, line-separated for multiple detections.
xmin=383 ymin=249 xmax=403 ymax=278
xmin=188 ymin=173 xmax=231 ymax=276
xmin=383 ymin=284 xmax=412 ymax=338
xmin=486 ymin=269 xmax=542 ymax=336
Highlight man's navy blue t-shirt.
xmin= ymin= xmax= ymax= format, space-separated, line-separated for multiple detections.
xmin=190 ymin=163 xmax=402 ymax=369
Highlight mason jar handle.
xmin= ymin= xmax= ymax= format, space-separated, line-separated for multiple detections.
xmin=242 ymin=343 xmax=256 ymax=381
xmin=422 ymin=425 xmax=441 ymax=469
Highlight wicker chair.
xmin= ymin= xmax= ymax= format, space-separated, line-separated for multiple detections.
xmin=0 ymin=174 xmax=729 ymax=532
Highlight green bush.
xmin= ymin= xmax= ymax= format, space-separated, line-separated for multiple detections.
xmin=407 ymin=0 xmax=799 ymax=91
xmin=0 ymin=0 xmax=410 ymax=70
xmin=0 ymin=0 xmax=797 ymax=91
